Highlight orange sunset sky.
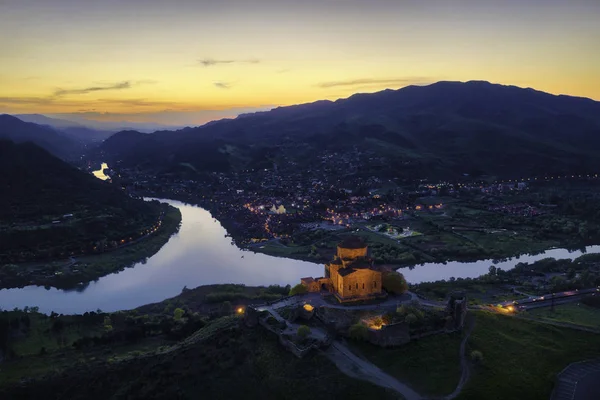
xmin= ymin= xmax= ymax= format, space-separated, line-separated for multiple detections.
xmin=1 ymin=0 xmax=599 ymax=126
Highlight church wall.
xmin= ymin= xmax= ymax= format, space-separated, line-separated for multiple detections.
xmin=337 ymin=246 xmax=368 ymax=260
xmin=338 ymin=269 xmax=382 ymax=299
xmin=328 ymin=263 xmax=342 ymax=293
xmin=302 ymin=281 xmax=320 ymax=292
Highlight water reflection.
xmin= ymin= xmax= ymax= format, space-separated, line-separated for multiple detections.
xmin=0 ymin=199 xmax=598 ymax=314
xmin=92 ymin=162 xmax=110 ymax=180
xmin=0 ymin=200 xmax=322 ymax=314
xmin=399 ymin=246 xmax=600 ymax=283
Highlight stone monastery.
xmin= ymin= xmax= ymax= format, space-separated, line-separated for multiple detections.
xmin=300 ymin=236 xmax=384 ymax=302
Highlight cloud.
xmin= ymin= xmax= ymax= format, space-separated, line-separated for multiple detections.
xmin=316 ymin=77 xmax=432 ymax=88
xmin=199 ymin=58 xmax=260 ymax=67
xmin=213 ymin=82 xmax=231 ymax=89
xmin=95 ymin=98 xmax=180 ymax=107
xmin=0 ymin=96 xmax=54 ymax=105
xmin=54 ymin=81 xmax=132 ymax=96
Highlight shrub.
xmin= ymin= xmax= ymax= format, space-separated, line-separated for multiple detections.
xmin=265 ymin=284 xmax=291 ymax=295
xmin=405 ymin=313 xmax=418 ymax=324
xmin=297 ymin=325 xmax=311 ymax=340
xmin=289 ymin=284 xmax=308 ymax=296
xmin=103 ymin=316 xmax=113 ymax=332
xmin=173 ymin=308 xmax=185 ymax=321
xmin=348 ymin=323 xmax=369 ymax=341
xmin=471 ymin=350 xmax=484 ymax=364
xmin=382 ymin=272 xmax=409 ymax=295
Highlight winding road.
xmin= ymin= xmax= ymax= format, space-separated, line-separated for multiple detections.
xmin=325 ymin=339 xmax=422 ymax=400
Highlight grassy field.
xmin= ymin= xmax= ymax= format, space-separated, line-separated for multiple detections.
xmin=349 ymin=332 xmax=463 ymax=396
xmin=458 ymin=311 xmax=600 ymax=400
xmin=10 ymin=314 xmax=104 ymax=356
xmin=1 ymin=320 xmax=398 ymax=400
xmin=525 ymin=303 xmax=600 ymax=329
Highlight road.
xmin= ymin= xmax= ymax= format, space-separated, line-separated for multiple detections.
xmin=325 ymin=339 xmax=423 ymax=400
xmin=495 ymin=287 xmax=599 ymax=310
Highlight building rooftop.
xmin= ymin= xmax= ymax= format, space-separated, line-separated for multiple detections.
xmin=329 ymin=258 xmax=343 ymax=265
xmin=338 ymin=268 xmax=356 ymax=277
xmin=346 ymin=257 xmax=373 ymax=269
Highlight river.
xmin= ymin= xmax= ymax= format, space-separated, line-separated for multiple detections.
xmin=0 ymin=199 xmax=598 ymax=314
xmin=92 ymin=162 xmax=110 ymax=180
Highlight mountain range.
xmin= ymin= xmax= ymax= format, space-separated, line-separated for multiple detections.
xmin=0 ymin=114 xmax=82 ymax=160
xmin=16 ymin=114 xmax=184 ymax=134
xmin=2 ymin=81 xmax=600 ymax=179
xmin=95 ymin=81 xmax=600 ymax=179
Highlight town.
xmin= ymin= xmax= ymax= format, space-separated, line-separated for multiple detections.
xmin=97 ymin=151 xmax=600 ymax=270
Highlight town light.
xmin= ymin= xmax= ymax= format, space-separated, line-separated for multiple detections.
xmin=237 ymin=307 xmax=244 ymax=314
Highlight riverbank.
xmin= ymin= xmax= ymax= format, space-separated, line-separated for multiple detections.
xmin=0 ymin=205 xmax=182 ymax=290
xmin=137 ymin=188 xmax=600 ymax=274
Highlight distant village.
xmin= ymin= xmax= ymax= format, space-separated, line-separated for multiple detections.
xmin=95 ymin=148 xmax=599 ymax=248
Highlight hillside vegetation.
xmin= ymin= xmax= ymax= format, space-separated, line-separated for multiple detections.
xmin=0 ymin=140 xmax=167 ymax=264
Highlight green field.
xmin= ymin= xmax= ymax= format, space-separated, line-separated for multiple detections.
xmin=458 ymin=311 xmax=600 ymax=400
xmin=349 ymin=332 xmax=463 ymax=396
xmin=525 ymin=303 xmax=600 ymax=329
xmin=1 ymin=319 xmax=398 ymax=400
xmin=10 ymin=314 xmax=104 ymax=357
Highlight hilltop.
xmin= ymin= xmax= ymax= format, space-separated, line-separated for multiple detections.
xmin=0 ymin=114 xmax=82 ymax=160
xmin=95 ymin=81 xmax=600 ymax=179
xmin=0 ymin=140 xmax=180 ymax=283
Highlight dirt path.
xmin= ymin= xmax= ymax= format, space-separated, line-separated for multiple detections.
xmin=442 ymin=315 xmax=475 ymax=400
xmin=325 ymin=340 xmax=422 ymax=400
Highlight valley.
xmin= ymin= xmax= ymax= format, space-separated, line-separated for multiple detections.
xmin=2 ymin=81 xmax=600 ymax=400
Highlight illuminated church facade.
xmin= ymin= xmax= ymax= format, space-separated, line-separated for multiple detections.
xmin=300 ymin=236 xmax=384 ymax=302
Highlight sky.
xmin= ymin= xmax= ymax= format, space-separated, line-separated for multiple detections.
xmin=0 ymin=0 xmax=599 ymax=126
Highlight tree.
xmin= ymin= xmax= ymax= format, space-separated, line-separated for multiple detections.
xmin=382 ymin=272 xmax=408 ymax=295
xmin=222 ymin=301 xmax=232 ymax=314
xmin=405 ymin=313 xmax=418 ymax=324
xmin=471 ymin=350 xmax=484 ymax=364
xmin=51 ymin=318 xmax=64 ymax=333
xmin=348 ymin=323 xmax=369 ymax=341
xmin=289 ymin=284 xmax=308 ymax=296
xmin=297 ymin=325 xmax=311 ymax=340
xmin=173 ymin=308 xmax=185 ymax=321
xmin=103 ymin=316 xmax=113 ymax=332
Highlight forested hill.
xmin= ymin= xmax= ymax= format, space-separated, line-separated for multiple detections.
xmin=0 ymin=114 xmax=82 ymax=160
xmin=0 ymin=140 xmax=163 ymax=262
xmin=96 ymin=81 xmax=600 ymax=180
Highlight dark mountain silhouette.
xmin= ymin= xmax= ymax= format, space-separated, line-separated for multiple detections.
xmin=15 ymin=113 xmax=183 ymax=134
xmin=16 ymin=114 xmax=115 ymax=143
xmin=16 ymin=114 xmax=84 ymax=129
xmin=0 ymin=114 xmax=82 ymax=160
xmin=96 ymin=81 xmax=600 ymax=179
xmin=0 ymin=140 xmax=163 ymax=262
